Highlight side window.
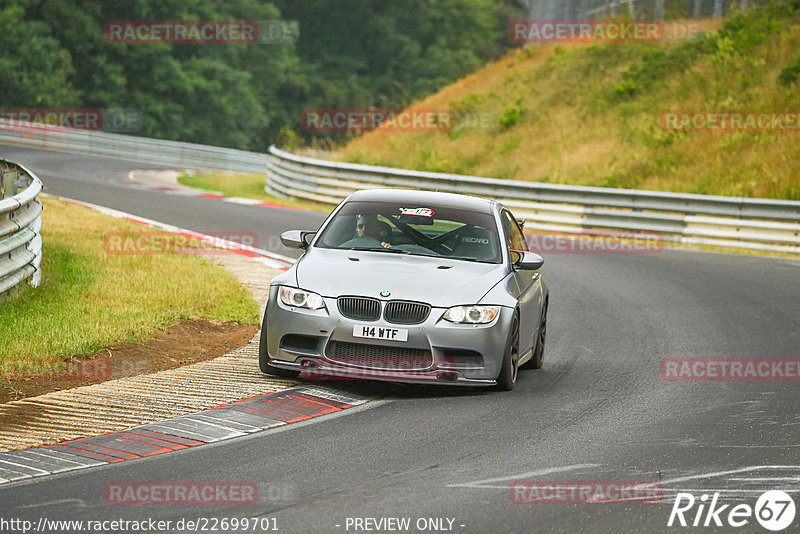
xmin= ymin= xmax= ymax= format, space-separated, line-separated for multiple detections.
xmin=501 ymin=210 xmax=527 ymax=252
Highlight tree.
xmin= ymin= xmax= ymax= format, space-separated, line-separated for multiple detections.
xmin=693 ymin=0 xmax=703 ymax=18
xmin=655 ymin=0 xmax=665 ymax=19
xmin=580 ymin=0 xmax=590 ymax=18
xmin=0 ymin=5 xmax=79 ymax=108
xmin=2 ymin=0 xmax=520 ymax=149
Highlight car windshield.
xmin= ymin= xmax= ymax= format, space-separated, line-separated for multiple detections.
xmin=316 ymin=200 xmax=502 ymax=264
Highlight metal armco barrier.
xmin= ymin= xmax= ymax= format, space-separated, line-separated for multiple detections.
xmin=0 ymin=161 xmax=43 ymax=296
xmin=265 ymin=146 xmax=800 ymax=254
xmin=0 ymin=119 xmax=267 ymax=173
xmin=0 ymin=119 xmax=796 ymax=255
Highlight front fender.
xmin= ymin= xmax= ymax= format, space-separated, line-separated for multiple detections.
xmin=479 ymin=272 xmax=520 ymax=308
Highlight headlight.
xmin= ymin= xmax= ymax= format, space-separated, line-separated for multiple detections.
xmin=279 ymin=287 xmax=325 ymax=310
xmin=442 ymin=305 xmax=500 ymax=324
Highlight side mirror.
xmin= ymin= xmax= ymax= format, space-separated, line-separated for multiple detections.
xmin=280 ymin=230 xmax=316 ymax=249
xmin=512 ymin=251 xmax=544 ymax=271
xmin=516 ymin=218 xmax=526 ymax=230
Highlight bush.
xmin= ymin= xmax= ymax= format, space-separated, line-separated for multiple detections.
xmin=778 ymin=53 xmax=800 ymax=85
xmin=499 ymin=98 xmax=524 ymax=131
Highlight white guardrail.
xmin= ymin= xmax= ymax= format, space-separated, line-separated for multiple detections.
xmin=0 ymin=119 xmax=797 ymax=256
xmin=0 ymin=161 xmax=43 ymax=296
xmin=266 ymin=146 xmax=800 ymax=254
xmin=0 ymin=119 xmax=268 ymax=172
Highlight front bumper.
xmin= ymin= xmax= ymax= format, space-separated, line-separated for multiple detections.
xmin=265 ymin=286 xmax=513 ymax=386
xmin=269 ymin=358 xmax=498 ymax=386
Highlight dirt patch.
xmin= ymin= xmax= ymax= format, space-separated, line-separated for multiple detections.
xmin=0 ymin=319 xmax=258 ymax=405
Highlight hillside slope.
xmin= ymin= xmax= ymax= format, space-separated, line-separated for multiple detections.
xmin=336 ymin=2 xmax=800 ymax=200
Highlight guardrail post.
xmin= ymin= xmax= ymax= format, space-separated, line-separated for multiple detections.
xmin=1 ymin=167 xmax=8 ymax=199
xmin=3 ymin=167 xmax=19 ymax=198
xmin=13 ymin=172 xmax=27 ymax=196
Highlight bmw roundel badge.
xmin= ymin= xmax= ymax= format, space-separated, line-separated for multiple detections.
xmin=380 ymin=290 xmax=391 ymax=297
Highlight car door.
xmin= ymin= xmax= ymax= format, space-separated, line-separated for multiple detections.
xmin=500 ymin=209 xmax=541 ymax=355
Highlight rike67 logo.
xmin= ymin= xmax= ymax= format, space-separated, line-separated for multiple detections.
xmin=668 ymin=490 xmax=796 ymax=531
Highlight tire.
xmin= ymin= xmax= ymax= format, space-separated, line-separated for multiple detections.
xmin=521 ymin=306 xmax=546 ymax=370
xmin=495 ymin=311 xmax=520 ymax=391
xmin=258 ymin=313 xmax=300 ymax=379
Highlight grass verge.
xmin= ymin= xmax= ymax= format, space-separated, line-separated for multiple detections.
xmin=336 ymin=4 xmax=800 ymax=200
xmin=0 ymin=196 xmax=259 ymax=377
xmin=178 ymin=171 xmax=332 ymax=212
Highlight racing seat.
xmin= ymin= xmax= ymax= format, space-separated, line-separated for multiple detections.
xmin=451 ymin=226 xmax=497 ymax=261
xmin=375 ymin=220 xmax=393 ymax=244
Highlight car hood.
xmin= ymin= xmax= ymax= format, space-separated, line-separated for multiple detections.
xmin=294 ymin=248 xmax=507 ymax=307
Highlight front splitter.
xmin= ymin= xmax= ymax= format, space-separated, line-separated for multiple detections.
xmin=269 ymin=359 xmax=498 ymax=387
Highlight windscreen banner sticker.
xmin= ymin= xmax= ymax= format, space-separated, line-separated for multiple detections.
xmin=399 ymin=207 xmax=434 ymax=217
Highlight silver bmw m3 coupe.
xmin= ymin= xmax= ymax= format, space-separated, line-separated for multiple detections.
xmin=259 ymin=189 xmax=548 ymax=390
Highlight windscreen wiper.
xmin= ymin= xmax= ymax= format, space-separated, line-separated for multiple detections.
xmin=350 ymin=247 xmax=445 ymax=259
xmin=350 ymin=247 xmax=411 ymax=254
xmin=448 ymin=256 xmax=494 ymax=263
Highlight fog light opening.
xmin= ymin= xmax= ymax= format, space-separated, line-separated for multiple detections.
xmin=437 ymin=370 xmax=458 ymax=381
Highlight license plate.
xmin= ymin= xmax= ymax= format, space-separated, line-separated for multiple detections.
xmin=352 ymin=324 xmax=408 ymax=342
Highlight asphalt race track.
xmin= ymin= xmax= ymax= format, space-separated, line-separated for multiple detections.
xmin=1 ymin=145 xmax=319 ymax=260
xmin=2 ymin=145 xmax=799 ymax=533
